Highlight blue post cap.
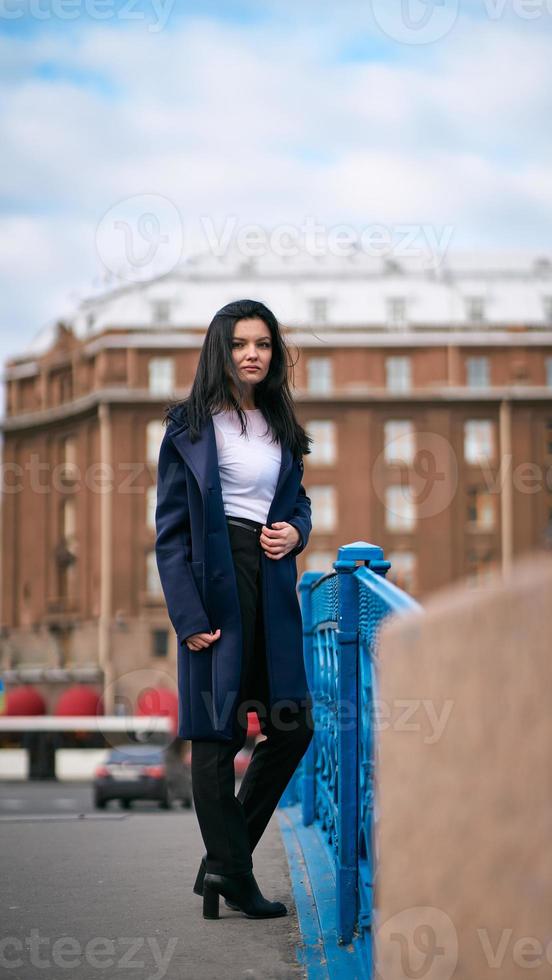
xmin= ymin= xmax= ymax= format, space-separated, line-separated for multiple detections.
xmin=335 ymin=542 xmax=391 ymax=576
xmin=336 ymin=541 xmax=383 ymax=562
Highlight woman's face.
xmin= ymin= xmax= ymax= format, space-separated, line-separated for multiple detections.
xmin=230 ymin=317 xmax=273 ymax=387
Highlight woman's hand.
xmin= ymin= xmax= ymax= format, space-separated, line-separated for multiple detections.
xmin=185 ymin=627 xmax=221 ymax=651
xmin=260 ymin=521 xmax=300 ymax=559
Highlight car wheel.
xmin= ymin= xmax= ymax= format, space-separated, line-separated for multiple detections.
xmin=94 ymin=794 xmax=106 ymax=810
xmin=159 ymin=789 xmax=173 ymax=809
xmin=121 ymin=799 xmax=131 ymax=809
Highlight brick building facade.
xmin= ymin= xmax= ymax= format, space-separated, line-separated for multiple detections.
xmin=2 ymin=250 xmax=552 ymax=710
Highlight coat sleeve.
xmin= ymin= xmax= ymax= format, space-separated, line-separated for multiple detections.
xmin=155 ymin=426 xmax=213 ymax=645
xmin=288 ymin=468 xmax=312 ymax=557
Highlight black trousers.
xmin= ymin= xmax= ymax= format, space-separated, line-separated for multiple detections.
xmin=191 ymin=514 xmax=314 ymax=876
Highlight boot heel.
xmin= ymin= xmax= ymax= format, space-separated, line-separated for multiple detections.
xmin=203 ymin=883 xmax=219 ymax=919
xmin=193 ymin=858 xmax=206 ymax=896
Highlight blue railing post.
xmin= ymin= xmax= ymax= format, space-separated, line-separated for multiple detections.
xmin=334 ymin=543 xmax=392 ymax=945
xmin=333 ymin=551 xmax=359 ymax=944
xmin=298 ymin=571 xmax=321 ymax=826
xmin=279 ymin=542 xmax=422 ymax=974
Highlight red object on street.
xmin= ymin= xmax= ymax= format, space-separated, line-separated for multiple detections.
xmin=247 ymin=711 xmax=261 ymax=737
xmin=54 ymin=685 xmax=103 ymax=716
xmin=5 ymin=685 xmax=46 ymax=716
xmin=136 ymin=687 xmax=178 ymax=734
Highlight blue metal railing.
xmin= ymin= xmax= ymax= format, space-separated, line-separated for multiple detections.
xmin=279 ymin=541 xmax=422 ymax=958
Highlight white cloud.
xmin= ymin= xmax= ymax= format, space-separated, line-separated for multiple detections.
xmin=0 ymin=11 xmax=551 ymax=364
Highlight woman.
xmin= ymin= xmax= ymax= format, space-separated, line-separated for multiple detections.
xmin=155 ymin=298 xmax=315 ymax=921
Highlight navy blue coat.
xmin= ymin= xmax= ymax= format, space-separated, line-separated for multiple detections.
xmin=155 ymin=406 xmax=312 ymax=741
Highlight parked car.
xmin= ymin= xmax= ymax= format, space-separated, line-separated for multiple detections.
xmin=93 ymin=742 xmax=192 ymax=810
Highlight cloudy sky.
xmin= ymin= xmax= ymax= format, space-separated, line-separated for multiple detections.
xmin=2 ymin=0 xmax=552 ymax=366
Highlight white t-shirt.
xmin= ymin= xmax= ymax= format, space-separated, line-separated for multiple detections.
xmin=211 ymin=408 xmax=282 ymax=523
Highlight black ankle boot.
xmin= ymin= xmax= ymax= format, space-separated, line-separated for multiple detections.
xmin=193 ymin=855 xmax=240 ymax=910
xmin=202 ymin=870 xmax=287 ymax=920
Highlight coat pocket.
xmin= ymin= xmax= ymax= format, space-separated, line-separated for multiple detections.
xmin=190 ymin=560 xmax=204 ymax=597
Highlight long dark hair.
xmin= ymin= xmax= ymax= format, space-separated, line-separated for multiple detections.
xmin=163 ymin=298 xmax=311 ymax=459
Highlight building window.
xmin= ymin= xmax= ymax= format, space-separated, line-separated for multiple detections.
xmin=545 ymin=357 xmax=552 ymax=387
xmin=62 ymin=498 xmax=77 ymax=552
xmin=385 ymin=356 xmax=411 ymax=392
xmin=147 ymin=485 xmax=157 ymax=529
xmin=387 ymin=551 xmax=417 ymax=593
xmin=466 ymin=550 xmax=497 ymax=586
xmin=464 ymin=419 xmax=495 ymax=464
xmin=385 ymin=485 xmax=416 ymax=531
xmin=307 ymin=357 xmax=333 ymax=394
xmin=542 ymin=297 xmax=552 ymax=324
xmin=63 ymin=436 xmax=77 ymax=467
xmin=58 ymin=498 xmax=78 ymax=599
xmin=511 ymin=357 xmax=528 ymax=384
xmin=58 ymin=370 xmax=73 ymax=404
xmin=60 ymin=435 xmax=78 ymax=485
xmin=384 ymin=420 xmax=415 ymax=465
xmin=466 ymin=487 xmax=495 ymax=529
xmin=146 ymin=420 xmax=164 ymax=465
xmin=151 ymin=300 xmax=171 ymax=324
xmin=386 ymin=297 xmax=407 ymax=328
xmin=465 ymin=296 xmax=486 ymax=324
xmin=310 ymin=485 xmax=337 ymax=533
xmin=148 ymin=358 xmax=174 ymax=396
xmin=306 ymin=552 xmax=335 ymax=574
xmin=146 ymin=550 xmax=163 ymax=595
xmin=308 ymin=298 xmax=328 ymax=324
xmin=466 ymin=356 xmax=490 ymax=388
xmin=546 ymin=419 xmax=552 ymax=456
xmin=307 ymin=420 xmax=337 ymax=465
xmin=152 ymin=629 xmax=169 ymax=658
xmin=545 ymin=494 xmax=552 ymax=549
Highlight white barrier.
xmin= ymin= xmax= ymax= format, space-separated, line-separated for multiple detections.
xmin=55 ymin=749 xmax=108 ymax=781
xmin=0 ymin=749 xmax=29 ymax=780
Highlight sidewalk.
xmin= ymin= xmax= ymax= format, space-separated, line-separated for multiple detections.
xmin=277 ymin=805 xmax=369 ymax=980
xmin=2 ymin=806 xmax=306 ymax=980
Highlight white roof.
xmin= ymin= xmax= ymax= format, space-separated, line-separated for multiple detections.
xmin=22 ymin=246 xmax=552 ymax=357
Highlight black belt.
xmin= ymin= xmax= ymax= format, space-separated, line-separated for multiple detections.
xmin=226 ymin=515 xmax=263 ymax=534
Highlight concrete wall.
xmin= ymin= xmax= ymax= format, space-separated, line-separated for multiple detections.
xmin=373 ymin=551 xmax=552 ymax=980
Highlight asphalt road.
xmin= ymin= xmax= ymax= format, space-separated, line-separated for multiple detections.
xmin=1 ymin=781 xmax=306 ymax=980
xmin=0 ymin=779 xmax=104 ymax=817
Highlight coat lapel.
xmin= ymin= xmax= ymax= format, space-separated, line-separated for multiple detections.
xmin=169 ymin=418 xmax=216 ymax=496
xmin=169 ymin=414 xmax=294 ymax=510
